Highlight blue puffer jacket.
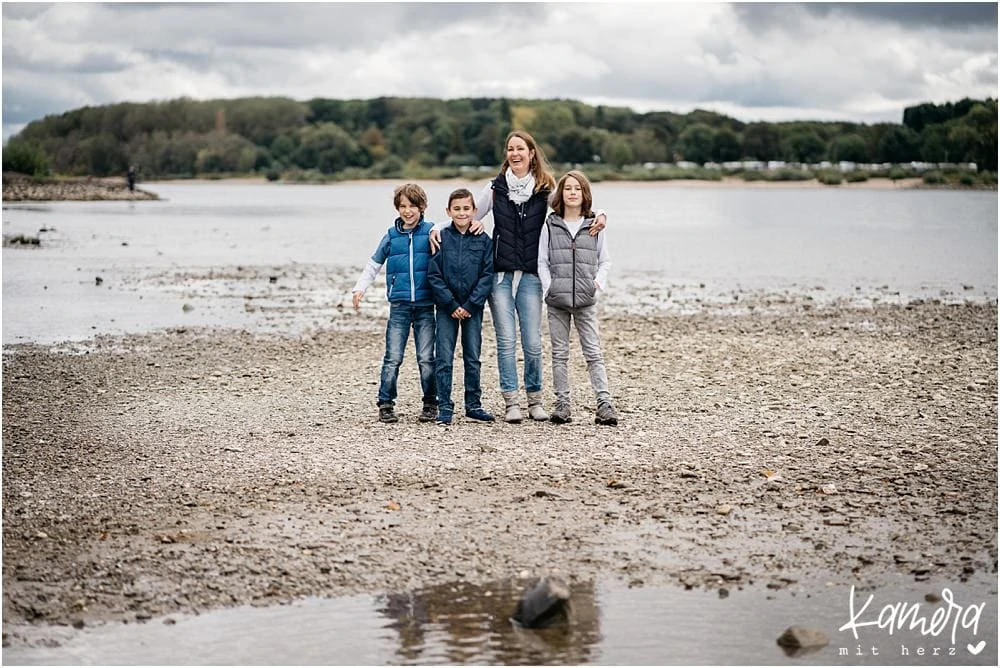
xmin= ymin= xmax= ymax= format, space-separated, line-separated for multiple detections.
xmin=371 ymin=218 xmax=434 ymax=305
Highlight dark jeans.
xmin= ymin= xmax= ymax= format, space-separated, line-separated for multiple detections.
xmin=434 ymin=308 xmax=484 ymax=416
xmin=377 ymin=303 xmax=436 ymax=407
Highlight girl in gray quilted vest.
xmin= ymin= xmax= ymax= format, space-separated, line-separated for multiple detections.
xmin=537 ymin=170 xmax=619 ymax=426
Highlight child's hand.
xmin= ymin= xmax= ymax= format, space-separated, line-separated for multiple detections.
xmin=590 ymin=213 xmax=607 ymax=235
xmin=470 ymin=220 xmax=485 ymax=235
xmin=352 ymin=291 xmax=363 ymax=312
xmin=429 ymin=228 xmax=441 ymax=253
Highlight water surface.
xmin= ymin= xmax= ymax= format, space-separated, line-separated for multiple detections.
xmin=2 ymin=181 xmax=996 ymax=345
xmin=4 ymin=577 xmax=996 ymax=665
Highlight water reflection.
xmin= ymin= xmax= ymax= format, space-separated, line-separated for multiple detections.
xmin=3 ymin=577 xmax=996 ymax=665
xmin=376 ymin=578 xmax=600 ymax=665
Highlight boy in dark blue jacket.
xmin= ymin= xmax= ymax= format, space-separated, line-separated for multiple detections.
xmin=352 ymin=183 xmax=437 ymax=424
xmin=428 ymin=188 xmax=495 ymax=425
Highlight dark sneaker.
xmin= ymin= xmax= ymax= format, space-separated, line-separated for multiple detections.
xmin=595 ymin=403 xmax=619 ymax=426
xmin=378 ymin=405 xmax=398 ymax=423
xmin=419 ymin=404 xmax=438 ymax=422
xmin=550 ymin=403 xmax=572 ymax=424
xmin=465 ymin=407 xmax=495 ymax=423
xmin=436 ymin=413 xmax=453 ymax=425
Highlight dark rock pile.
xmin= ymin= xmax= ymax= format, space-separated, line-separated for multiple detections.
xmin=2 ymin=173 xmax=159 ymax=201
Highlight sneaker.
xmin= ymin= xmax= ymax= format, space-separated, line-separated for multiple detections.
xmin=595 ymin=403 xmax=619 ymax=426
xmin=465 ymin=407 xmax=495 ymax=423
xmin=378 ymin=405 xmax=398 ymax=423
xmin=436 ymin=412 xmax=453 ymax=425
xmin=419 ymin=404 xmax=438 ymax=423
xmin=550 ymin=403 xmax=572 ymax=424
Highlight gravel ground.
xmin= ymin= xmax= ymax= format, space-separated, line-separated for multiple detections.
xmin=2 ymin=292 xmax=997 ymax=647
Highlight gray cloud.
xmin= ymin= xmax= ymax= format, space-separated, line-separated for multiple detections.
xmin=733 ymin=2 xmax=998 ymax=32
xmin=2 ymin=2 xmax=996 ymax=140
xmin=801 ymin=2 xmax=998 ymax=28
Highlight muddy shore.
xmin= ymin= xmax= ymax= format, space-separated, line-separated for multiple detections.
xmin=2 ymin=173 xmax=159 ymax=202
xmin=2 ymin=295 xmax=997 ymax=648
xmin=2 ymin=173 xmax=984 ymax=202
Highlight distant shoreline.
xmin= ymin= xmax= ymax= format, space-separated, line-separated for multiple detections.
xmin=151 ymin=175 xmax=930 ymax=190
xmin=1 ymin=173 xmax=159 ymax=202
xmin=3 ymin=173 xmax=994 ymax=202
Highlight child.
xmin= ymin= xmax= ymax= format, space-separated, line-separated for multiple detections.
xmin=537 ymin=170 xmax=619 ymax=426
xmin=352 ymin=183 xmax=437 ymax=424
xmin=427 ymin=188 xmax=495 ymax=425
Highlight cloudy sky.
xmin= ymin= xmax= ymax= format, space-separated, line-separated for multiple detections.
xmin=2 ymin=2 xmax=997 ymax=140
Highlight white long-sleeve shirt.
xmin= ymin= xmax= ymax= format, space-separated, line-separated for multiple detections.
xmin=537 ymin=217 xmax=611 ymax=301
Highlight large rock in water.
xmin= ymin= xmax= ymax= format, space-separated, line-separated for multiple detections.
xmin=776 ymin=626 xmax=829 ymax=649
xmin=512 ymin=576 xmax=571 ymax=628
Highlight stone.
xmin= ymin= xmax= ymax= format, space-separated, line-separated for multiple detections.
xmin=777 ymin=626 xmax=829 ymax=649
xmin=512 ymin=576 xmax=571 ymax=629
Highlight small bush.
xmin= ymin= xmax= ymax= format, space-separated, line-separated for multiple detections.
xmin=845 ymin=170 xmax=869 ymax=183
xmin=888 ymin=167 xmax=907 ymax=181
xmin=959 ymin=173 xmax=976 ymax=186
xmin=741 ymin=170 xmax=765 ymax=181
xmin=770 ymin=168 xmax=812 ymax=181
xmin=265 ymin=168 xmax=282 ymax=182
xmin=817 ymin=170 xmax=843 ymax=185
xmin=373 ymin=156 xmax=405 ymax=178
xmin=922 ymin=170 xmax=945 ymax=185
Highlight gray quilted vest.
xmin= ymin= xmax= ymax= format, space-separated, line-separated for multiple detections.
xmin=545 ymin=214 xmax=600 ymax=310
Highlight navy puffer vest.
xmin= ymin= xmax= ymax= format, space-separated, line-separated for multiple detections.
xmin=490 ymin=173 xmax=550 ymax=274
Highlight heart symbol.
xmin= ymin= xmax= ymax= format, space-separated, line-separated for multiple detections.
xmin=967 ymin=640 xmax=986 ymax=655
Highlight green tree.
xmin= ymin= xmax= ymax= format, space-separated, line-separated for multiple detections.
xmin=742 ymin=123 xmax=781 ymax=161
xmin=828 ymin=133 xmax=870 ymax=163
xmin=553 ymin=127 xmax=595 ymax=164
xmin=294 ymin=122 xmax=365 ymax=173
xmin=919 ymin=124 xmax=950 ymax=163
xmin=874 ymin=126 xmax=919 ymax=163
xmin=601 ymin=136 xmax=634 ymax=168
xmin=676 ymin=123 xmax=716 ymax=164
xmin=711 ymin=128 xmax=742 ymax=162
xmin=959 ymin=102 xmax=998 ymax=170
xmin=781 ymin=129 xmax=826 ymax=163
xmin=628 ymin=127 xmax=668 ymax=164
xmin=1 ymin=138 xmax=50 ymax=176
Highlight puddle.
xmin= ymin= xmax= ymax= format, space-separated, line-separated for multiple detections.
xmin=3 ymin=577 xmax=996 ymax=665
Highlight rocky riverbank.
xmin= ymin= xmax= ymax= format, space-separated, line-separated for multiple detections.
xmin=2 ymin=298 xmax=996 ymax=648
xmin=2 ymin=173 xmax=159 ymax=202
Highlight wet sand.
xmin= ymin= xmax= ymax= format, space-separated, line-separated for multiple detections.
xmin=2 ymin=290 xmax=997 ymax=647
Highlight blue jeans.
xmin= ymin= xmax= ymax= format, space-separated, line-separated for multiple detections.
xmin=434 ymin=309 xmax=484 ymax=415
xmin=487 ymin=272 xmax=543 ymax=394
xmin=377 ymin=303 xmax=436 ymax=407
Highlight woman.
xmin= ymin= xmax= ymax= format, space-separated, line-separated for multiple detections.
xmin=436 ymin=131 xmax=605 ymax=423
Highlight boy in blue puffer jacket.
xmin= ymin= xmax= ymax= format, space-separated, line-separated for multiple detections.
xmin=427 ymin=188 xmax=495 ymax=425
xmin=352 ymin=183 xmax=437 ymax=424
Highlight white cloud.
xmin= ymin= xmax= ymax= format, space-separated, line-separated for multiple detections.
xmin=2 ymin=2 xmax=996 ymax=140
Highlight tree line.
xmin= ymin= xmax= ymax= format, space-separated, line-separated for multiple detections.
xmin=3 ymin=94 xmax=997 ymax=179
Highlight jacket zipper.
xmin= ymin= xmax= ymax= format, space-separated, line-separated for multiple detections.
xmin=571 ymin=234 xmax=577 ymax=309
xmin=408 ymin=230 xmax=415 ymax=301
